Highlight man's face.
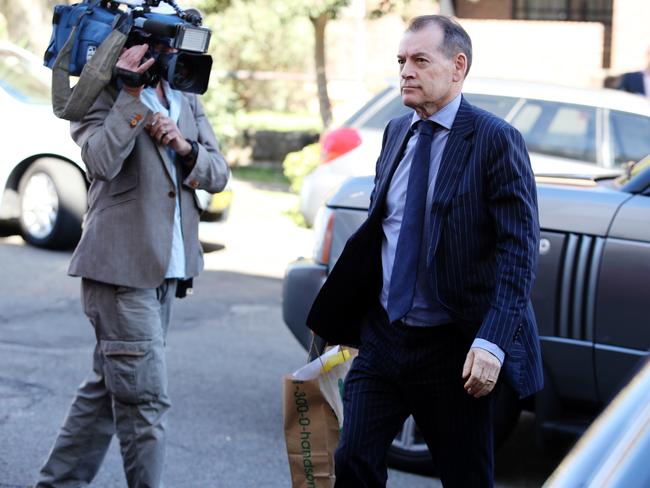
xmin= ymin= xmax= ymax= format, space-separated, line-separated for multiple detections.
xmin=397 ymin=24 xmax=466 ymax=118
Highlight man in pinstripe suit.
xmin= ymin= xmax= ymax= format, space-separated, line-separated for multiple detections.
xmin=307 ymin=15 xmax=543 ymax=487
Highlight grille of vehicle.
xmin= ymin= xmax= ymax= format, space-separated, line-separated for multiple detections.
xmin=556 ymin=233 xmax=605 ymax=341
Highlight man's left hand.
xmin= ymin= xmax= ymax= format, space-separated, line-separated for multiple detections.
xmin=462 ymin=348 xmax=501 ymax=398
xmin=146 ymin=112 xmax=192 ymax=156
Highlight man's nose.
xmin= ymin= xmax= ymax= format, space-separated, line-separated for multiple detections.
xmin=401 ymin=60 xmax=415 ymax=78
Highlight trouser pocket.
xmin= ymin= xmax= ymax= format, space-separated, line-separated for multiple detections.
xmin=100 ymin=339 xmax=166 ymax=404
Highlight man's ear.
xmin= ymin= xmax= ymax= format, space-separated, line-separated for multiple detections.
xmin=453 ymin=53 xmax=468 ymax=82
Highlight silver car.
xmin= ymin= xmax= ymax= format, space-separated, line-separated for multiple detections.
xmin=300 ymin=78 xmax=650 ymax=225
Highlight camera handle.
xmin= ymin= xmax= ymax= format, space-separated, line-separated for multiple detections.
xmin=114 ymin=66 xmax=159 ymax=88
xmin=114 ymin=67 xmax=146 ymax=87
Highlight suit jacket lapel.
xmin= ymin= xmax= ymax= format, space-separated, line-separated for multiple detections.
xmin=368 ymin=115 xmax=412 ymax=219
xmin=428 ymin=96 xmax=475 ymax=260
xmin=154 ymin=141 xmax=175 ymax=184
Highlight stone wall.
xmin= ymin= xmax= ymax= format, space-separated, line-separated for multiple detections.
xmin=243 ymin=130 xmax=319 ymax=163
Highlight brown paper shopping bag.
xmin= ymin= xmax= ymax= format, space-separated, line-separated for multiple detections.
xmin=283 ymin=346 xmax=357 ymax=488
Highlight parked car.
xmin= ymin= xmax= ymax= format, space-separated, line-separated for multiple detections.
xmin=544 ymin=356 xmax=650 ymax=487
xmin=283 ymin=161 xmax=650 ymax=473
xmin=300 ymin=78 xmax=650 ymax=226
xmin=0 ymin=41 xmax=86 ymax=248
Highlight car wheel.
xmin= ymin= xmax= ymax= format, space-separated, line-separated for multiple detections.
xmin=19 ymin=158 xmax=86 ymax=249
xmin=387 ymin=383 xmax=521 ymax=475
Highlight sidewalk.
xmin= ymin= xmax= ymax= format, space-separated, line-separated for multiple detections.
xmin=199 ymin=177 xmax=314 ymax=279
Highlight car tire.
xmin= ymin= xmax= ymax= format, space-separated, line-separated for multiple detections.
xmin=18 ymin=158 xmax=86 ymax=249
xmin=387 ymin=383 xmax=521 ymax=475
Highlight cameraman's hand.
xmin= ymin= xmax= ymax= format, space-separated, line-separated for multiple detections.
xmin=116 ymin=44 xmax=155 ymax=98
xmin=146 ymin=112 xmax=192 ymax=156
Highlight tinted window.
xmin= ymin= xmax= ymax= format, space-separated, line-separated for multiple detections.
xmin=360 ymin=94 xmax=411 ymax=130
xmin=463 ymin=93 xmax=518 ymax=119
xmin=511 ymin=100 xmax=597 ymax=163
xmin=0 ymin=49 xmax=50 ymax=104
xmin=609 ymin=111 xmax=650 ymax=167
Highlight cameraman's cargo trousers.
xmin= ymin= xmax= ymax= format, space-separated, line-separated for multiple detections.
xmin=36 ymin=278 xmax=177 ymax=488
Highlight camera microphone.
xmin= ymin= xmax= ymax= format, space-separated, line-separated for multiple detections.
xmin=134 ymin=17 xmax=177 ymax=38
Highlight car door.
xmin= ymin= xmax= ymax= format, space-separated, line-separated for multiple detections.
xmin=594 ymin=190 xmax=650 ymax=403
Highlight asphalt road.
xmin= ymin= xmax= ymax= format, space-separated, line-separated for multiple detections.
xmin=0 ymin=179 xmax=564 ymax=487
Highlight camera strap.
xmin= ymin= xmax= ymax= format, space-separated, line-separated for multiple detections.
xmin=51 ymin=6 xmax=132 ymax=121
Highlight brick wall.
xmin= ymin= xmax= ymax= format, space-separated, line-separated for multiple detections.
xmin=455 ymin=0 xmax=513 ymax=19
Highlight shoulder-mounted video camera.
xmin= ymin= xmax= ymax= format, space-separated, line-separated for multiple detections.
xmin=45 ymin=0 xmax=212 ymax=95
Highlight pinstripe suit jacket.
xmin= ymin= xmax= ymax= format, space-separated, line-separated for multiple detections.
xmin=308 ymin=96 xmax=543 ymax=398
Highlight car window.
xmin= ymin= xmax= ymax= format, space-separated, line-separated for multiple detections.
xmin=463 ymin=93 xmax=518 ymax=119
xmin=609 ymin=111 xmax=650 ymax=168
xmin=511 ymin=100 xmax=597 ymax=163
xmin=0 ymin=49 xmax=51 ymax=105
xmin=359 ymin=94 xmax=411 ymax=130
xmin=343 ymin=87 xmax=395 ymax=127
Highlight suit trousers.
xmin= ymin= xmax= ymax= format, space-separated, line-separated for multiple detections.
xmin=334 ymin=304 xmax=495 ymax=488
xmin=36 ymin=278 xmax=177 ymax=488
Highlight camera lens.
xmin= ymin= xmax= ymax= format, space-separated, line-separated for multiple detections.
xmin=172 ymin=57 xmax=193 ymax=91
xmin=161 ymin=52 xmax=212 ymax=94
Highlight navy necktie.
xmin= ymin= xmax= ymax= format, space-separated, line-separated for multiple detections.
xmin=387 ymin=120 xmax=436 ymax=323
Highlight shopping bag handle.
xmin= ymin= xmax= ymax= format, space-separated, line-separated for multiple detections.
xmin=308 ymin=333 xmax=328 ymax=362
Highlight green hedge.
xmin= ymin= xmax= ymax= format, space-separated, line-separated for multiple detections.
xmin=282 ymin=143 xmax=321 ymax=193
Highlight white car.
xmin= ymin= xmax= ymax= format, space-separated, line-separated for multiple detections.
xmin=0 ymin=41 xmax=85 ymax=248
xmin=300 ymin=78 xmax=650 ymax=226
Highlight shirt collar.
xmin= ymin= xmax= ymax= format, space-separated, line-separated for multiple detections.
xmin=140 ymin=81 xmax=182 ymax=124
xmin=409 ymin=93 xmax=462 ymax=131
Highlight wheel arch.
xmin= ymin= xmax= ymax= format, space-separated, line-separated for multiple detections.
xmin=6 ymin=154 xmax=87 ymax=193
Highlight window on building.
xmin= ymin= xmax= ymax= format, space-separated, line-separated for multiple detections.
xmin=513 ymin=0 xmax=612 ymax=21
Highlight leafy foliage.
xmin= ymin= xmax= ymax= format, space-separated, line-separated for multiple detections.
xmin=287 ymin=0 xmax=351 ymax=21
xmin=283 ymin=143 xmax=321 ymax=194
xmin=203 ymin=0 xmax=313 ymax=111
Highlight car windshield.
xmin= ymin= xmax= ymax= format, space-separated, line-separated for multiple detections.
xmin=463 ymin=93 xmax=518 ymax=119
xmin=344 ymin=87 xmax=396 ymax=127
xmin=349 ymin=90 xmax=521 ymax=131
xmin=615 ymin=154 xmax=650 ymax=186
xmin=0 ymin=49 xmax=51 ymax=105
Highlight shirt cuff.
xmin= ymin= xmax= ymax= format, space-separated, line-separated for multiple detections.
xmin=471 ymin=339 xmax=505 ymax=365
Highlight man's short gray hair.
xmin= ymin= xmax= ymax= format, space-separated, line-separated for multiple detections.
xmin=407 ymin=15 xmax=473 ymax=77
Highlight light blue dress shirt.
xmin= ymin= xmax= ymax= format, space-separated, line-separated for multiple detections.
xmin=140 ymin=82 xmax=186 ymax=279
xmin=380 ymin=94 xmax=504 ymax=364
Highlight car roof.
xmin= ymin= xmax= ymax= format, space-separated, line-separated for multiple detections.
xmin=384 ymin=77 xmax=650 ymax=116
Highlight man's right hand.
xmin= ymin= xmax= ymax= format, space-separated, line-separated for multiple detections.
xmin=115 ymin=44 xmax=155 ymax=98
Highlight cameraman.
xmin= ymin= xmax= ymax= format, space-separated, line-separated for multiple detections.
xmin=36 ymin=42 xmax=229 ymax=488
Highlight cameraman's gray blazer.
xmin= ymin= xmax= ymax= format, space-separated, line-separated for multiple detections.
xmin=67 ymin=88 xmax=229 ymax=288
